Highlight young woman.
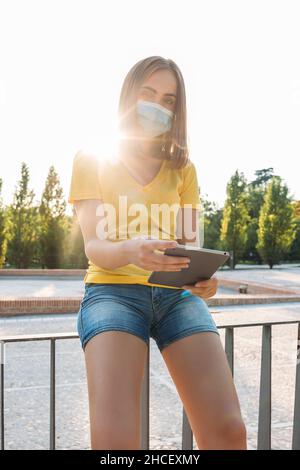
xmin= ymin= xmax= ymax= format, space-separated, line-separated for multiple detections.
xmin=68 ymin=56 xmax=247 ymax=450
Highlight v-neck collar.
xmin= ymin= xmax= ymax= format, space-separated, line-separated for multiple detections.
xmin=117 ymin=158 xmax=166 ymax=191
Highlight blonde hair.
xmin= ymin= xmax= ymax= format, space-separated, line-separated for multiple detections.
xmin=117 ymin=56 xmax=190 ymax=169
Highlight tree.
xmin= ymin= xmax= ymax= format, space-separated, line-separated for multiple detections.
xmin=244 ymin=168 xmax=276 ymax=263
xmin=256 ymin=176 xmax=297 ymax=268
xmin=250 ymin=168 xmax=275 ymax=188
xmin=289 ymin=200 xmax=300 ymax=261
xmin=0 ymin=178 xmax=8 ymax=267
xmin=220 ymin=170 xmax=250 ymax=268
xmin=6 ymin=163 xmax=39 ymax=268
xmin=201 ymin=194 xmax=223 ymax=250
xmin=39 ymin=166 xmax=67 ymax=268
xmin=63 ymin=209 xmax=88 ymax=268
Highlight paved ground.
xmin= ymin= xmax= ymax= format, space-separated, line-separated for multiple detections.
xmin=218 ymin=266 xmax=300 ymax=294
xmin=0 ymin=276 xmax=236 ymax=297
xmin=1 ymin=302 xmax=300 ymax=450
xmin=2 ymin=265 xmax=300 ymax=298
xmin=0 ymin=276 xmax=84 ymax=298
xmin=0 ymin=264 xmax=300 ymax=297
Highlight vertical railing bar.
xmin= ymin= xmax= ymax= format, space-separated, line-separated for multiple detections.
xmin=140 ymin=344 xmax=150 ymax=450
xmin=257 ymin=324 xmax=272 ymax=450
xmin=50 ymin=339 xmax=56 ymax=450
xmin=292 ymin=322 xmax=300 ymax=449
xmin=225 ymin=327 xmax=234 ymax=376
xmin=0 ymin=341 xmax=5 ymax=450
xmin=182 ymin=407 xmax=193 ymax=450
xmin=2 ymin=321 xmax=300 ymax=450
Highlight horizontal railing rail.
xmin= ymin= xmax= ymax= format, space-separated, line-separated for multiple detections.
xmin=1 ymin=319 xmax=300 ymax=450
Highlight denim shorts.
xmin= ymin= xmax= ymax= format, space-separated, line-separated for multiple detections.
xmin=77 ymin=283 xmax=220 ymax=353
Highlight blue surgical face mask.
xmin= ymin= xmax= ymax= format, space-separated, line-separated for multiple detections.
xmin=136 ymin=99 xmax=174 ymax=138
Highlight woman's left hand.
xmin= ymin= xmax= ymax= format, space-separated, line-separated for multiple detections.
xmin=182 ymin=276 xmax=218 ymax=299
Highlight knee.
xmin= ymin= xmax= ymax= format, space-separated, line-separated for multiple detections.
xmin=200 ymin=414 xmax=247 ymax=449
xmin=218 ymin=415 xmax=247 ymax=446
xmin=91 ymin=422 xmax=141 ymax=450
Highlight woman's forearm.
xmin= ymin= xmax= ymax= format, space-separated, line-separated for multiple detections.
xmin=85 ymin=238 xmax=134 ymax=270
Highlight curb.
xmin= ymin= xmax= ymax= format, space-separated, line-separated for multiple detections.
xmin=1 ymin=294 xmax=300 ymax=316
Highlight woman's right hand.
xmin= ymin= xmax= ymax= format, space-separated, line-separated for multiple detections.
xmin=124 ymin=238 xmax=191 ymax=272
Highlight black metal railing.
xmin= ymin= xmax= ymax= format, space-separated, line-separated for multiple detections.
xmin=1 ymin=320 xmax=300 ymax=450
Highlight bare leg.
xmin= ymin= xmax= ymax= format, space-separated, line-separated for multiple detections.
xmin=84 ymin=331 xmax=148 ymax=449
xmin=161 ymin=332 xmax=247 ymax=449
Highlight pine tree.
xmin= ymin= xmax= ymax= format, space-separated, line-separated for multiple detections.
xmin=6 ymin=163 xmax=39 ymax=268
xmin=39 ymin=166 xmax=67 ymax=268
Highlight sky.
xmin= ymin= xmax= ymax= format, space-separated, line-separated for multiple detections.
xmin=0 ymin=0 xmax=299 ymax=217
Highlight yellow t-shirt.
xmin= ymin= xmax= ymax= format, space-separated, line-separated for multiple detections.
xmin=68 ymin=150 xmax=201 ymax=288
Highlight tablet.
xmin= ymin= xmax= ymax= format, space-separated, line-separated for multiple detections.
xmin=147 ymin=244 xmax=230 ymax=288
